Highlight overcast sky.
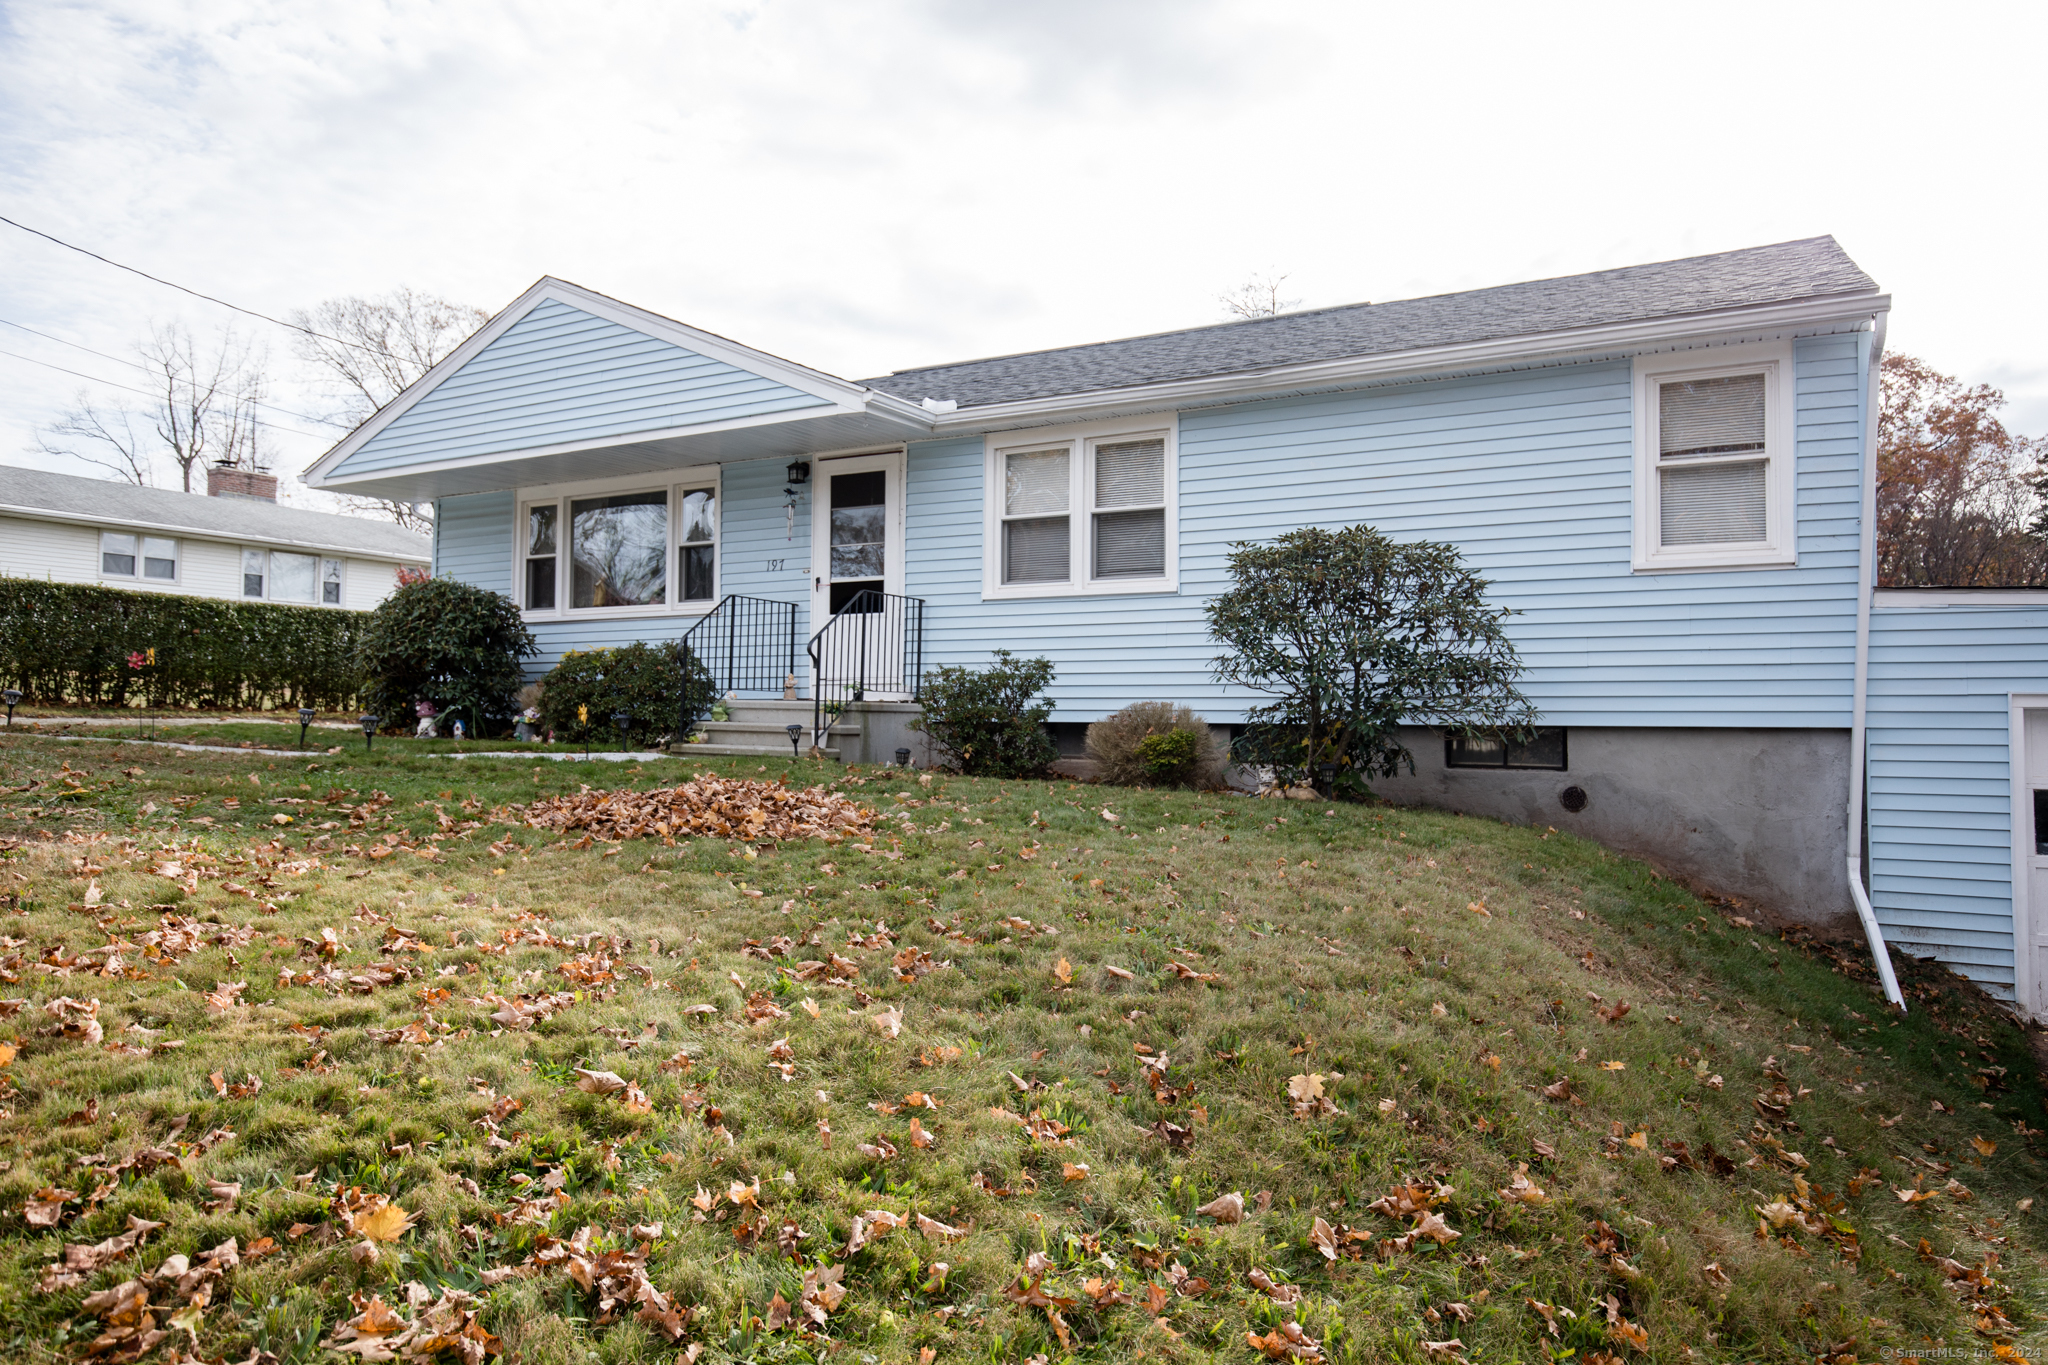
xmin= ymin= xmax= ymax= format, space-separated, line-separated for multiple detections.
xmin=2 ymin=0 xmax=2043 ymax=505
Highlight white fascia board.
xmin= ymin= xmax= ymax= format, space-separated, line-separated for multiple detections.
xmin=303 ymin=276 xmax=899 ymax=488
xmin=313 ymin=401 xmax=934 ymax=493
xmin=921 ymin=292 xmax=1891 ymax=435
xmin=0 ymin=503 xmax=429 ymax=563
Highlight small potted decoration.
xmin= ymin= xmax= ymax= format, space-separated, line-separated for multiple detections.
xmin=515 ymin=705 xmax=541 ymax=742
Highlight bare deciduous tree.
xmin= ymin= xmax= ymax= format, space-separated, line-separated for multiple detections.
xmin=1877 ymin=353 xmax=2048 ymax=587
xmin=291 ymin=288 xmax=489 ymax=533
xmin=1219 ymin=272 xmax=1304 ymax=321
xmin=34 ymin=323 xmax=269 ymax=492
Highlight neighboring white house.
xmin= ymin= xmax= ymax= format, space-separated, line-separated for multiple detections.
xmin=0 ymin=462 xmax=430 ymax=609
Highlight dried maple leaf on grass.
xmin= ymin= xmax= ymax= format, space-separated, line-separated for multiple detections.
xmin=326 ymin=1284 xmax=508 ymax=1361
xmin=76 ymin=1238 xmax=240 ymax=1363
xmin=528 ymin=1225 xmax=695 ymax=1342
xmin=40 ymin=995 xmax=103 ymax=1044
xmin=1247 ymin=1321 xmax=1323 ymax=1360
xmin=1288 ymin=1072 xmax=1343 ymax=1118
xmin=40 ymin=1216 xmax=164 ymax=1291
xmin=1498 ymin=1163 xmax=1548 ymax=1206
xmin=1194 ymin=1191 xmax=1245 ymax=1224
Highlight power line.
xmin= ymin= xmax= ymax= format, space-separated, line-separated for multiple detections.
xmin=0 ymin=213 xmax=403 ymax=361
xmin=0 ymin=316 xmax=351 ymax=429
xmin=0 ymin=345 xmax=331 ymax=442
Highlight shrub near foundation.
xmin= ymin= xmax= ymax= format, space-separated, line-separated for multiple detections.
xmin=1086 ymin=700 xmax=1226 ymax=787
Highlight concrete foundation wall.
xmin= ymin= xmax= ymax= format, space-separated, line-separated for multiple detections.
xmin=1369 ymin=726 xmax=1853 ymax=929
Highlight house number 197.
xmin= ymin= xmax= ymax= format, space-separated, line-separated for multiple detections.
xmin=766 ymin=559 xmax=786 ymax=572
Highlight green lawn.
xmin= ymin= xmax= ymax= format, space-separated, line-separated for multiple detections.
xmin=0 ymin=731 xmax=2041 ymax=1364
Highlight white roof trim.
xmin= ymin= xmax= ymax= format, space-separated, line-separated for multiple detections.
xmin=1874 ymin=588 xmax=2048 ymax=608
xmin=302 ymin=277 xmax=911 ymax=488
xmin=0 ymin=502 xmax=429 ymax=563
xmin=922 ymin=291 xmax=1890 ymax=434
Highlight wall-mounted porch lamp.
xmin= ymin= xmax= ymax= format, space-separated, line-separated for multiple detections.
xmin=785 ymin=460 xmax=810 ymax=487
xmin=359 ymin=714 xmax=380 ymax=752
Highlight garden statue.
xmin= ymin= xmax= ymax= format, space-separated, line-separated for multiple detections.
xmin=414 ymin=699 xmax=439 ymax=738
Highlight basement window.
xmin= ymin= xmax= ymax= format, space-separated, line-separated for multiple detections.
xmin=1446 ymin=728 xmax=1568 ymax=770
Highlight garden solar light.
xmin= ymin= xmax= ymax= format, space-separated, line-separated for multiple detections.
xmin=1 ymin=688 xmax=18 ymax=726
xmin=1319 ymin=761 xmax=1338 ymax=792
xmin=786 ymin=722 xmax=803 ymax=757
xmin=895 ymin=747 xmax=911 ymax=767
xmin=359 ymin=714 xmax=380 ymax=752
xmin=297 ymin=707 xmax=316 ymax=749
xmin=612 ymin=711 xmax=632 ymax=752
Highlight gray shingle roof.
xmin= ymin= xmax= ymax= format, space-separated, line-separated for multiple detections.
xmin=861 ymin=236 xmax=1879 ymax=410
xmin=0 ymin=464 xmax=431 ymax=560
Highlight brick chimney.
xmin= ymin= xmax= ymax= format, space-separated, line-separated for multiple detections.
xmin=206 ymin=463 xmax=278 ymax=502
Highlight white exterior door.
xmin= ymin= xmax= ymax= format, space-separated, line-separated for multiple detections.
xmin=810 ymin=451 xmax=908 ymax=700
xmin=2019 ymin=705 xmax=2048 ymax=1018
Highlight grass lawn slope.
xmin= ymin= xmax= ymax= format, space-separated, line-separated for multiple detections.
xmin=0 ymin=733 xmax=2041 ymax=1364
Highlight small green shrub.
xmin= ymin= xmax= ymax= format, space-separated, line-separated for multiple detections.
xmin=1085 ymin=701 xmax=1226 ymax=787
xmin=914 ymin=649 xmax=1056 ymax=777
xmin=356 ymin=576 xmax=537 ymax=734
xmin=537 ymin=642 xmax=712 ymax=748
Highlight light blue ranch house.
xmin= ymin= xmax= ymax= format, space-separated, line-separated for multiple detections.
xmin=304 ymin=238 xmax=2048 ymax=1020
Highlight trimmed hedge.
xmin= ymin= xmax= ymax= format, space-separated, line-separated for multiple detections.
xmin=0 ymin=577 xmax=365 ymax=710
xmin=538 ymin=642 xmax=713 ymax=749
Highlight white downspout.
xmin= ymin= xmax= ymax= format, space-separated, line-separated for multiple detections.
xmin=1848 ymin=312 xmax=1905 ymax=1010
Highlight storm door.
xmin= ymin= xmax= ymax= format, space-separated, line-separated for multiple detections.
xmin=810 ymin=451 xmax=907 ymax=700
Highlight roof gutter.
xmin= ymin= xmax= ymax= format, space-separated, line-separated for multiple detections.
xmin=1847 ymin=311 xmax=1905 ymax=1011
xmin=921 ymin=291 xmax=1891 ymax=434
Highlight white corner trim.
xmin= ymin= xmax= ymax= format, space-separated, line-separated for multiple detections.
xmin=303 ymin=276 xmax=918 ymax=488
xmin=2009 ymin=695 xmax=2048 ymax=1020
xmin=980 ymin=414 xmax=1179 ymax=600
xmin=1629 ymin=339 xmax=1797 ymax=573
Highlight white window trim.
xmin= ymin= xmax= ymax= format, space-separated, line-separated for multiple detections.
xmin=512 ymin=467 xmax=722 ymax=620
xmin=98 ymin=531 xmax=182 ymax=587
xmin=245 ymin=546 xmax=327 ymax=606
xmin=982 ymin=415 xmax=1178 ymax=600
xmin=321 ymin=557 xmax=347 ymax=606
xmin=1631 ymin=340 xmax=1796 ymax=572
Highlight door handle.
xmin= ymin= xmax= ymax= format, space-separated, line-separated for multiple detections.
xmin=815 ymin=576 xmax=822 ymax=589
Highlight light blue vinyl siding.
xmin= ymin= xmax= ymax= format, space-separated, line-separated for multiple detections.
xmin=335 ymin=300 xmax=831 ymax=477
xmin=434 ymin=490 xmax=514 ymax=596
xmin=905 ymin=336 xmax=1867 ymax=725
xmin=1865 ymin=602 xmax=2048 ymax=996
xmin=433 ymin=460 xmax=811 ymax=676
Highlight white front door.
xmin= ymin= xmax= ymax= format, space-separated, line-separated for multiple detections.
xmin=2020 ymin=706 xmax=2048 ymax=1017
xmin=810 ymin=451 xmax=908 ymax=700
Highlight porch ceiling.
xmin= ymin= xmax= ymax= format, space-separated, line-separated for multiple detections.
xmin=315 ymin=407 xmax=936 ymax=502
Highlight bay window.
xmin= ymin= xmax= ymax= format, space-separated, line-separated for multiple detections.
xmin=518 ymin=473 xmax=720 ymax=616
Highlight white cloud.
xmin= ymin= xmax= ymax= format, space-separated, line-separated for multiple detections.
xmin=2 ymin=0 xmax=2044 ymax=491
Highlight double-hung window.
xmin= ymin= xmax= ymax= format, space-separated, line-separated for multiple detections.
xmin=240 ymin=548 xmax=343 ymax=604
xmin=101 ymin=532 xmax=177 ymax=582
xmin=1632 ymin=341 xmax=1794 ymax=571
xmin=519 ymin=474 xmax=720 ymax=616
xmin=677 ymin=486 xmax=717 ymax=601
xmin=987 ymin=422 xmax=1176 ymax=596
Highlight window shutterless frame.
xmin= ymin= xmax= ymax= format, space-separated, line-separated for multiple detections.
xmin=513 ymin=468 xmax=721 ymax=619
xmin=1631 ymin=339 xmax=1795 ymax=572
xmin=982 ymin=416 xmax=1178 ymax=599
xmin=99 ymin=532 xmax=180 ymax=583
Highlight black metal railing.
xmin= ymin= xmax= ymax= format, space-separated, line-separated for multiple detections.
xmin=672 ymin=595 xmax=800 ymax=741
xmin=808 ymin=590 xmax=924 ymax=745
